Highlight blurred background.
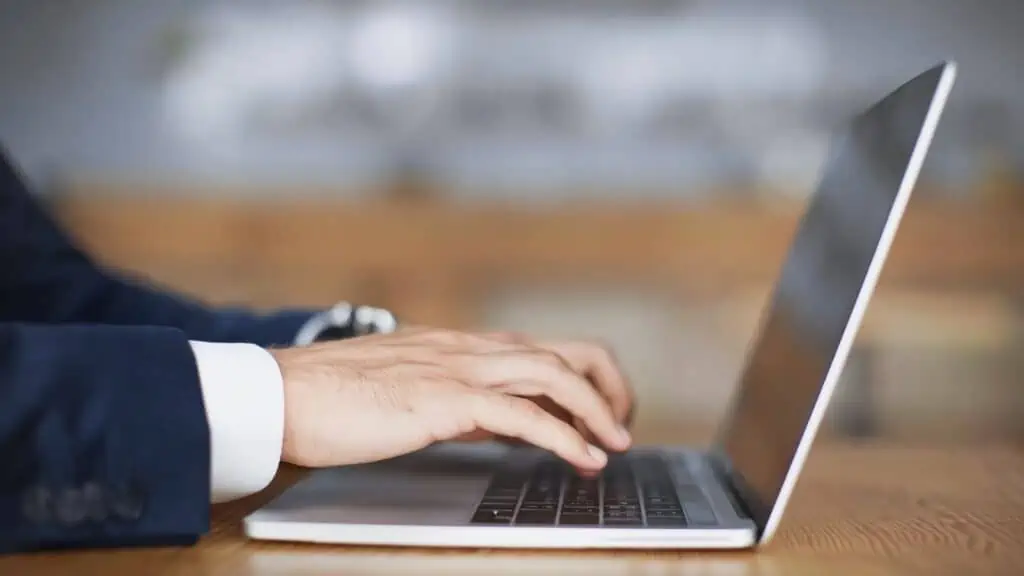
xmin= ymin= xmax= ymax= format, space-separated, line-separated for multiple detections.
xmin=2 ymin=0 xmax=1022 ymax=445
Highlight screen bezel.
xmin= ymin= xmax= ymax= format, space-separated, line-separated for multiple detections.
xmin=707 ymin=61 xmax=957 ymax=544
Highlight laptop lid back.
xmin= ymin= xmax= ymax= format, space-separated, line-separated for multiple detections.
xmin=710 ymin=62 xmax=957 ymax=544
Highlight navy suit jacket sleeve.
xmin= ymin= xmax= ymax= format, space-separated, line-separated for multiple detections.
xmin=0 ymin=147 xmax=316 ymax=552
xmin=1 ymin=323 xmax=210 ymax=552
xmin=0 ymin=146 xmax=316 ymax=347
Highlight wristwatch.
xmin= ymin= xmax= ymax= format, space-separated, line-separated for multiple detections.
xmin=293 ymin=302 xmax=399 ymax=346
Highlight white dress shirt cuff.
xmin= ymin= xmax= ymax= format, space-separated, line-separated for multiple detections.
xmin=189 ymin=341 xmax=285 ymax=503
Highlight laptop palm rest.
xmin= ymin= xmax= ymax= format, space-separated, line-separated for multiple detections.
xmin=254 ymin=443 xmax=509 ymax=526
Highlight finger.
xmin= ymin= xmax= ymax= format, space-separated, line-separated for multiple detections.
xmin=475 ymin=398 xmax=569 ymax=448
xmin=482 ymin=333 xmax=634 ymax=424
xmin=532 ymin=397 xmax=596 ymax=445
xmin=542 ymin=341 xmax=634 ymax=424
xmin=453 ymin=430 xmax=497 ymax=442
xmin=468 ymin=391 xmax=607 ymax=471
xmin=498 ymin=378 xmax=630 ymax=452
xmin=479 ymin=331 xmax=530 ymax=345
xmin=573 ymin=415 xmax=598 ymax=445
xmin=481 ymin=399 xmax=582 ymax=448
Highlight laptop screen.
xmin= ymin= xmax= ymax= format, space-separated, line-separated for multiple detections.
xmin=715 ymin=63 xmax=953 ymax=535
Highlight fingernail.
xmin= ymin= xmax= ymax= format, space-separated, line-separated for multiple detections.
xmin=587 ymin=444 xmax=607 ymax=465
xmin=618 ymin=426 xmax=632 ymax=445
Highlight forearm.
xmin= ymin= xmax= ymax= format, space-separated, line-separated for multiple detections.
xmin=0 ymin=323 xmax=210 ymax=553
xmin=78 ymin=269 xmax=317 ymax=346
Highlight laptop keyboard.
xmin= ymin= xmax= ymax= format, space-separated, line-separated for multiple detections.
xmin=470 ymin=453 xmax=718 ymax=528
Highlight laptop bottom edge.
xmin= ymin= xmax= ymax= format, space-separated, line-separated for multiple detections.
xmin=244 ymin=521 xmax=757 ymax=549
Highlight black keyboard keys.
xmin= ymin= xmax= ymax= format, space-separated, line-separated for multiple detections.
xmin=471 ymin=466 xmax=528 ymax=525
xmin=602 ymin=457 xmax=643 ymax=527
xmin=634 ymin=455 xmax=687 ymax=527
xmin=515 ymin=462 xmax=561 ymax=525
xmin=559 ymin=476 xmax=600 ymax=525
xmin=561 ymin=476 xmax=599 ymax=513
xmin=473 ymin=453 xmax=708 ymax=529
xmin=516 ymin=509 xmax=558 ymax=524
xmin=472 ymin=507 xmax=515 ymax=524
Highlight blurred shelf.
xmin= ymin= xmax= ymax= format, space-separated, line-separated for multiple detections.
xmin=55 ymin=190 xmax=1024 ymax=304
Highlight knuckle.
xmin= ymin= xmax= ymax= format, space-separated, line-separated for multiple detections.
xmin=426 ymin=409 xmax=475 ymax=441
xmin=467 ymin=389 xmax=503 ymax=415
xmin=436 ymin=405 xmax=477 ymax=438
xmin=531 ymin=348 xmax=569 ymax=369
xmin=441 ymin=375 xmax=474 ymax=390
xmin=489 ymin=331 xmax=526 ymax=344
xmin=425 ymin=328 xmax=462 ymax=343
xmin=585 ymin=339 xmax=616 ymax=360
xmin=421 ymin=376 xmax=468 ymax=398
xmin=507 ymin=396 xmax=545 ymax=418
xmin=433 ymin=328 xmax=459 ymax=341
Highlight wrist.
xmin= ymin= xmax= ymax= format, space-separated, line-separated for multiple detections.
xmin=267 ymin=344 xmax=363 ymax=468
xmin=267 ymin=346 xmax=302 ymax=465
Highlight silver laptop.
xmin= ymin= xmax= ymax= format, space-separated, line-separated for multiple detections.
xmin=245 ymin=62 xmax=957 ymax=550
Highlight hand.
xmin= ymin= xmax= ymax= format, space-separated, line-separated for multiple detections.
xmin=453 ymin=331 xmax=636 ymax=445
xmin=393 ymin=324 xmax=635 ymax=446
xmin=269 ymin=326 xmax=635 ymax=473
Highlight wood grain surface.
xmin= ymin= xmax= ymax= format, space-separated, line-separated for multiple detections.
xmin=4 ymin=443 xmax=1023 ymax=575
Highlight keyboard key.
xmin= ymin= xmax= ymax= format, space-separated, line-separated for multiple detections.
xmin=477 ymin=500 xmax=516 ymax=508
xmin=524 ymin=476 xmax=561 ymax=502
xmin=559 ymin=513 xmax=600 ymax=525
xmin=647 ymin=516 xmax=688 ymax=528
xmin=519 ymin=503 xmax=556 ymax=511
xmin=484 ymin=489 xmax=522 ymax=499
xmin=523 ymin=486 xmax=558 ymax=498
xmin=646 ymin=509 xmax=685 ymax=519
xmin=646 ymin=507 xmax=683 ymax=516
xmin=472 ymin=509 xmax=513 ymax=524
xmin=643 ymin=483 xmax=682 ymax=520
xmin=606 ymin=483 xmax=634 ymax=492
xmin=562 ymin=505 xmax=599 ymax=514
xmin=516 ymin=510 xmax=557 ymax=525
xmin=605 ymin=511 xmax=642 ymax=522
xmin=488 ymin=475 xmax=528 ymax=491
xmin=567 ymin=477 xmax=599 ymax=491
xmin=481 ymin=494 xmax=519 ymax=503
xmin=604 ymin=517 xmax=643 ymax=527
xmin=683 ymin=503 xmax=718 ymax=525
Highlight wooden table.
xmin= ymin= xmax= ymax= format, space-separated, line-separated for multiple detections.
xmin=4 ymin=443 xmax=1023 ymax=575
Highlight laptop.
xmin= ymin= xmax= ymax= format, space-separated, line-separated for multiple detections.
xmin=245 ymin=61 xmax=957 ymax=549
